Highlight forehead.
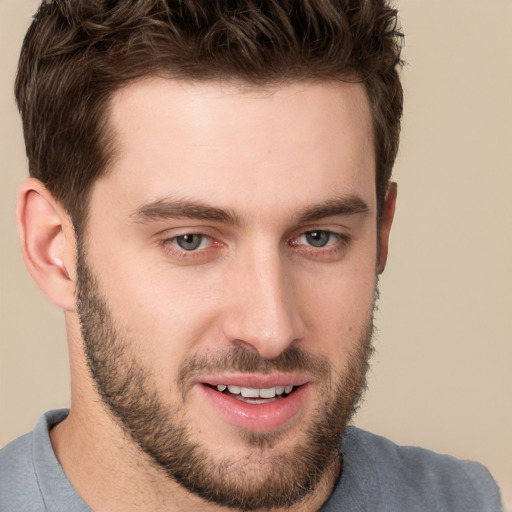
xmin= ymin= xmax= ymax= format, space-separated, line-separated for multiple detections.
xmin=94 ymin=78 xmax=376 ymax=220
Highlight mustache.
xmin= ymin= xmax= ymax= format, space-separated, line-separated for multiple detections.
xmin=177 ymin=345 xmax=333 ymax=393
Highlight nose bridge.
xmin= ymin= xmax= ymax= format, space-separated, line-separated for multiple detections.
xmin=223 ymin=240 xmax=304 ymax=358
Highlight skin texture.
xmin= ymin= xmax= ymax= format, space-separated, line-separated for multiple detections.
xmin=75 ymin=250 xmax=374 ymax=509
xmin=17 ymin=79 xmax=396 ymax=511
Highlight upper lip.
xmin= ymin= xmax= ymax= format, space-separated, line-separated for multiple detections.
xmin=198 ymin=372 xmax=312 ymax=389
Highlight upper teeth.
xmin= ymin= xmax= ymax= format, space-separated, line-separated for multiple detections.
xmin=217 ymin=384 xmax=294 ymax=398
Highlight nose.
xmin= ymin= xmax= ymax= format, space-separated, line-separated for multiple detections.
xmin=221 ymin=247 xmax=305 ymax=359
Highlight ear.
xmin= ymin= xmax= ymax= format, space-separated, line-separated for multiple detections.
xmin=377 ymin=182 xmax=397 ymax=274
xmin=16 ymin=178 xmax=77 ymax=312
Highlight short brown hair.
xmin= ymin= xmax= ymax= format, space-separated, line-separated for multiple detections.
xmin=15 ymin=0 xmax=403 ymax=229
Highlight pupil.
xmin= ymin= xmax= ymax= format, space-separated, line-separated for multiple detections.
xmin=177 ymin=234 xmax=201 ymax=250
xmin=306 ymin=231 xmax=329 ymax=247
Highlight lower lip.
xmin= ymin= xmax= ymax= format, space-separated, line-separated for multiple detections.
xmin=199 ymin=384 xmax=310 ymax=432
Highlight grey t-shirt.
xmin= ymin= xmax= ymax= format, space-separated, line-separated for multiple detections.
xmin=0 ymin=409 xmax=503 ymax=511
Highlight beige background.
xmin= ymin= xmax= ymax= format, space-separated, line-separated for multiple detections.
xmin=1 ymin=0 xmax=511 ymax=508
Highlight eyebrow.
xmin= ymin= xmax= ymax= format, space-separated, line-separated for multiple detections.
xmin=130 ymin=195 xmax=369 ymax=226
xmin=130 ymin=198 xmax=242 ymax=225
xmin=295 ymin=196 xmax=369 ymax=224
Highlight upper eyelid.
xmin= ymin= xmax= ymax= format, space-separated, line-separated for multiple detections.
xmin=288 ymin=219 xmax=354 ymax=234
xmin=168 ymin=232 xmax=211 ymax=240
xmin=159 ymin=227 xmax=349 ymax=244
xmin=158 ymin=226 xmax=219 ymax=240
xmin=291 ymin=228 xmax=349 ymax=240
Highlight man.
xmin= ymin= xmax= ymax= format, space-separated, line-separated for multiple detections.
xmin=0 ymin=1 xmax=503 ymax=511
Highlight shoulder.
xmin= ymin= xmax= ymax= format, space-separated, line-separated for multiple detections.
xmin=0 ymin=409 xmax=71 ymax=512
xmin=0 ymin=430 xmax=44 ymax=511
xmin=323 ymin=427 xmax=503 ymax=512
xmin=343 ymin=426 xmax=498 ymax=487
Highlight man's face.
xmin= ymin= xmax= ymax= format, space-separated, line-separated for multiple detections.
xmin=77 ymin=79 xmax=382 ymax=509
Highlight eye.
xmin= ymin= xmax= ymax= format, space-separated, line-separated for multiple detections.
xmin=299 ymin=230 xmax=337 ymax=248
xmin=171 ymin=234 xmax=211 ymax=251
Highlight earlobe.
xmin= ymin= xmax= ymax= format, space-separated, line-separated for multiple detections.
xmin=16 ymin=178 xmax=77 ymax=312
xmin=377 ymin=182 xmax=397 ymax=274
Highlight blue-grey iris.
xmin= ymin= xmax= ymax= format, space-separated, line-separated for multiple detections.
xmin=176 ymin=234 xmax=203 ymax=251
xmin=306 ymin=231 xmax=330 ymax=247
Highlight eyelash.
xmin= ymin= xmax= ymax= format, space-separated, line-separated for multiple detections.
xmin=161 ymin=230 xmax=350 ymax=262
xmin=289 ymin=231 xmax=350 ymax=260
xmin=161 ymin=234 xmax=218 ymax=261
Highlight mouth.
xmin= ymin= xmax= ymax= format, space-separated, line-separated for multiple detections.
xmin=197 ymin=374 xmax=311 ymax=432
xmin=205 ymin=383 xmax=299 ymax=404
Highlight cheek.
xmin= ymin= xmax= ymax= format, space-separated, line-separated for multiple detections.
xmin=91 ymin=258 xmax=225 ymax=379
xmin=86 ymin=223 xmax=377 ymax=379
xmin=297 ymin=256 xmax=377 ymax=364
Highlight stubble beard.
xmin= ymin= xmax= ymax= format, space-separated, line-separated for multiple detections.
xmin=76 ymin=244 xmax=375 ymax=510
